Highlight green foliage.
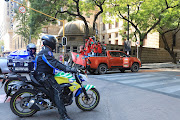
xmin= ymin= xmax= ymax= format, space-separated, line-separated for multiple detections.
xmin=29 ymin=0 xmax=106 ymax=38
xmin=15 ymin=1 xmax=30 ymax=44
xmin=119 ymin=20 xmax=136 ymax=42
xmin=103 ymin=0 xmax=180 ymax=43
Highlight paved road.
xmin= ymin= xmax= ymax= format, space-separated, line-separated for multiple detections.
xmin=1 ymin=69 xmax=180 ymax=120
xmin=89 ymin=69 xmax=180 ymax=98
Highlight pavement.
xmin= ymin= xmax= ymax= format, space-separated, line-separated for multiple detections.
xmin=141 ymin=62 xmax=180 ymax=70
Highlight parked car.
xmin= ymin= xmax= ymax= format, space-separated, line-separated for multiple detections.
xmin=86 ymin=50 xmax=141 ymax=74
xmin=0 ymin=57 xmax=11 ymax=74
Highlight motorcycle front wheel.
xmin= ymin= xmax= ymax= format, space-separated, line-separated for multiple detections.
xmin=10 ymin=89 xmax=37 ymax=117
xmin=75 ymin=88 xmax=100 ymax=111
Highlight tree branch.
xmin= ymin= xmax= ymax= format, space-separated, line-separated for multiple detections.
xmin=93 ymin=0 xmax=105 ymax=30
xmin=165 ymin=0 xmax=169 ymax=8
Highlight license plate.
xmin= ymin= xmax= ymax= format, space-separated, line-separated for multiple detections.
xmin=123 ymin=64 xmax=129 ymax=67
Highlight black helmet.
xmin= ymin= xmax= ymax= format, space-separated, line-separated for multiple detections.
xmin=27 ymin=43 xmax=36 ymax=56
xmin=42 ymin=35 xmax=57 ymax=50
xmin=27 ymin=43 xmax=36 ymax=50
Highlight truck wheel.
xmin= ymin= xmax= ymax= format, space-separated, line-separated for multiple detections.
xmin=98 ymin=64 xmax=107 ymax=74
xmin=131 ymin=63 xmax=139 ymax=72
xmin=88 ymin=69 xmax=96 ymax=74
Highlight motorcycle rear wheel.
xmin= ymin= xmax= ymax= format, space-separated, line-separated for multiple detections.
xmin=75 ymin=88 xmax=100 ymax=111
xmin=10 ymin=89 xmax=37 ymax=117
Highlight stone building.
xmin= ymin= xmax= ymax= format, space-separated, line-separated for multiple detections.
xmin=57 ymin=20 xmax=94 ymax=53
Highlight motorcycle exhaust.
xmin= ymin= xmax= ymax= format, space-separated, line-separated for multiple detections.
xmin=28 ymin=99 xmax=46 ymax=111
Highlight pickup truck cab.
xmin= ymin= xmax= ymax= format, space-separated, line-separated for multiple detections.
xmin=86 ymin=50 xmax=141 ymax=74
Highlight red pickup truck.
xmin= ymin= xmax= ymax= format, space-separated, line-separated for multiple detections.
xmin=86 ymin=50 xmax=141 ymax=74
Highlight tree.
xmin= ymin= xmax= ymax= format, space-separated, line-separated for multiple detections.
xmin=157 ymin=7 xmax=180 ymax=63
xmin=119 ymin=20 xmax=137 ymax=43
xmin=15 ymin=1 xmax=31 ymax=44
xmin=103 ymin=0 xmax=180 ymax=59
xmin=29 ymin=0 xmax=106 ymax=41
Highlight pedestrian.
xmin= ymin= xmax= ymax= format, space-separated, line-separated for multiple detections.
xmin=97 ymin=41 xmax=102 ymax=56
xmin=34 ymin=35 xmax=76 ymax=120
xmin=94 ymin=41 xmax=98 ymax=56
xmin=59 ymin=55 xmax=63 ymax=63
xmin=80 ymin=45 xmax=85 ymax=55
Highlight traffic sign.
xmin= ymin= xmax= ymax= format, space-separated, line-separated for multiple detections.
xmin=136 ymin=41 xmax=140 ymax=46
xmin=19 ymin=6 xmax=26 ymax=13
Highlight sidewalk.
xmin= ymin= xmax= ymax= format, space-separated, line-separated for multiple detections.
xmin=141 ymin=62 xmax=180 ymax=69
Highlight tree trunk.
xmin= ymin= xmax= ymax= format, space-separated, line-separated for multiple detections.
xmin=139 ymin=44 xmax=143 ymax=60
xmin=161 ymin=33 xmax=177 ymax=64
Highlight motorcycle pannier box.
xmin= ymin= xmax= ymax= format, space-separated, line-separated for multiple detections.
xmin=7 ymin=50 xmax=34 ymax=73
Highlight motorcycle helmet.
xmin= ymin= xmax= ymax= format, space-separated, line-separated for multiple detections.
xmin=26 ymin=43 xmax=36 ymax=56
xmin=41 ymin=35 xmax=57 ymax=50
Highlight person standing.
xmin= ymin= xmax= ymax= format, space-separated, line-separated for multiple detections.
xmin=94 ymin=42 xmax=98 ymax=56
xmin=97 ymin=41 xmax=102 ymax=56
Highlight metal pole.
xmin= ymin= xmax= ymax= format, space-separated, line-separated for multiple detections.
xmin=62 ymin=21 xmax=65 ymax=63
xmin=137 ymin=45 xmax=138 ymax=58
xmin=127 ymin=4 xmax=130 ymax=55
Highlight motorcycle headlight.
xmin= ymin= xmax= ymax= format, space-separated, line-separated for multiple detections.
xmin=78 ymin=74 xmax=88 ymax=82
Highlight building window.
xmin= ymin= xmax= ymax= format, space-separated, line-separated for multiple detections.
xmin=115 ymin=33 xmax=118 ymax=38
xmin=102 ymin=35 xmax=105 ymax=39
xmin=21 ymin=36 xmax=22 ymax=48
xmin=109 ymin=23 xmax=112 ymax=29
xmin=66 ymin=46 xmax=70 ymax=52
xmin=109 ymin=41 xmax=111 ymax=44
xmin=42 ymin=27 xmax=48 ymax=33
xmin=115 ymin=21 xmax=119 ymax=28
xmin=73 ymin=46 xmax=77 ymax=52
xmin=115 ymin=40 xmax=118 ymax=45
xmin=103 ymin=23 xmax=105 ymax=31
xmin=18 ymin=37 xmax=19 ymax=49
xmin=109 ymin=34 xmax=111 ymax=38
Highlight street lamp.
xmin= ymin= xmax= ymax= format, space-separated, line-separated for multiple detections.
xmin=127 ymin=4 xmax=130 ymax=55
xmin=126 ymin=1 xmax=143 ymax=55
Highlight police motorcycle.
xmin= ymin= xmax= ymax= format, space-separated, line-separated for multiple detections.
xmin=9 ymin=67 xmax=100 ymax=117
xmin=1 ymin=50 xmax=34 ymax=97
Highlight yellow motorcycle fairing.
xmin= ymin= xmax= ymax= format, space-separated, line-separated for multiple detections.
xmin=55 ymin=76 xmax=81 ymax=92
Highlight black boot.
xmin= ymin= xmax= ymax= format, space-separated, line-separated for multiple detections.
xmin=59 ymin=113 xmax=72 ymax=120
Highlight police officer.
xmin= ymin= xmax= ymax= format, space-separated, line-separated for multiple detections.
xmin=26 ymin=43 xmax=36 ymax=59
xmin=26 ymin=43 xmax=36 ymax=71
xmin=34 ymin=35 xmax=75 ymax=120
